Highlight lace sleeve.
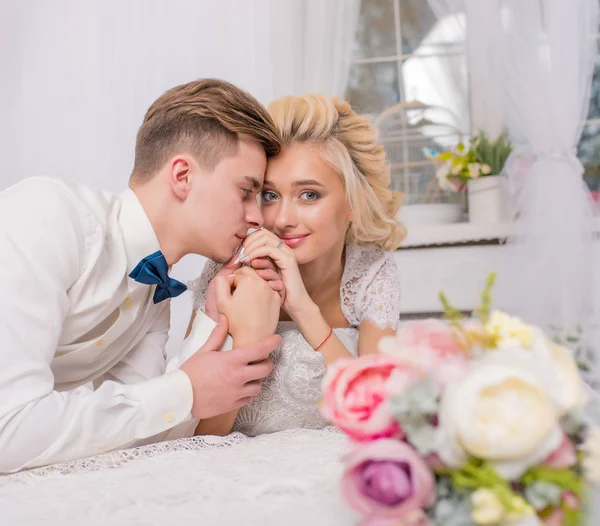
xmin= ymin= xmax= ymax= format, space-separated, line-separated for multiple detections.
xmin=341 ymin=245 xmax=401 ymax=330
xmin=187 ymin=259 xmax=223 ymax=312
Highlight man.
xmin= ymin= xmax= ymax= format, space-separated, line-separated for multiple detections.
xmin=0 ymin=79 xmax=283 ymax=472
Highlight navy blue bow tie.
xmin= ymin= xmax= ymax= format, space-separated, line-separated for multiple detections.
xmin=129 ymin=251 xmax=187 ymax=304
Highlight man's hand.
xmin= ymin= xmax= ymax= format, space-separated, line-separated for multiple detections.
xmin=205 ymin=256 xmax=285 ymax=322
xmin=180 ymin=315 xmax=281 ymax=419
xmin=214 ymin=267 xmax=280 ymax=344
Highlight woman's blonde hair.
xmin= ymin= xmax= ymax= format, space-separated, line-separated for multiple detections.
xmin=268 ymin=94 xmax=405 ymax=251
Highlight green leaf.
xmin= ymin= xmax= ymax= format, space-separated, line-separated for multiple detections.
xmin=524 ymin=481 xmax=562 ymax=510
xmin=474 ymin=272 xmax=497 ymax=323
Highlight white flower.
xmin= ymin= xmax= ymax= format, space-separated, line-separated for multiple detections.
xmin=541 ymin=340 xmax=585 ymax=414
xmin=483 ymin=311 xmax=584 ymax=415
xmin=481 ymin=163 xmax=492 ymax=175
xmin=582 ymin=427 xmax=600 ymax=482
xmin=471 ymin=489 xmax=504 ymax=525
xmin=436 ymin=354 xmax=562 ymax=479
xmin=468 ymin=163 xmax=482 ymax=179
xmin=436 ymin=161 xmax=456 ymax=192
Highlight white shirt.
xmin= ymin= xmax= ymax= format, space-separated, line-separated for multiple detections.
xmin=0 ymin=177 xmax=218 ymax=472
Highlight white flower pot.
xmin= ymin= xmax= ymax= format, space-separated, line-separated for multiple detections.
xmin=398 ymin=203 xmax=463 ymax=227
xmin=467 ymin=176 xmax=506 ymax=224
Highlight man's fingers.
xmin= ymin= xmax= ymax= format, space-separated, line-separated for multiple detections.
xmin=222 ymin=253 xmax=243 ymax=272
xmin=251 ymin=257 xmax=276 ymax=271
xmin=199 ymin=314 xmax=229 ymax=352
xmin=234 ymin=334 xmax=281 ymax=364
xmin=235 ymin=396 xmax=255 ymax=409
xmin=241 ymin=379 xmax=263 ymax=398
xmin=267 ymin=280 xmax=285 ymax=292
xmin=235 ymin=266 xmax=260 ymax=278
xmin=255 ymin=269 xmax=280 ymax=282
xmin=243 ymin=359 xmax=273 ymax=383
xmin=214 ymin=275 xmax=233 ymax=310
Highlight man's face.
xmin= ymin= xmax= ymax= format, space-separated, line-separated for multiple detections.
xmin=185 ymin=136 xmax=266 ymax=262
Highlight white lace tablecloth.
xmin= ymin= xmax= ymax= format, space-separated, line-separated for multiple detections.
xmin=0 ymin=428 xmax=359 ymax=526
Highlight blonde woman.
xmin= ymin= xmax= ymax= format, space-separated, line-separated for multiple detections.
xmin=190 ymin=95 xmax=405 ymax=436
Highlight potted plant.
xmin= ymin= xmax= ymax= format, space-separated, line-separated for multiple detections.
xmin=424 ymin=130 xmax=513 ymax=224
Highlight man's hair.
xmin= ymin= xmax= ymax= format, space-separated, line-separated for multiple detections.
xmin=131 ymin=79 xmax=281 ymax=180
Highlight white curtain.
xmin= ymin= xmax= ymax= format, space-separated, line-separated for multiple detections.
xmin=268 ymin=0 xmax=360 ymax=99
xmin=464 ymin=0 xmax=505 ymax=138
xmin=0 ymin=0 xmax=359 ymax=356
xmin=492 ymin=0 xmax=600 ymax=349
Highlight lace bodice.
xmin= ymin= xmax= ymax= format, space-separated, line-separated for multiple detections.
xmin=233 ymin=323 xmax=359 ymax=436
xmin=188 ymin=244 xmax=401 ymax=436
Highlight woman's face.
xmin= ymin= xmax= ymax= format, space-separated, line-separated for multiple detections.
xmin=261 ymin=142 xmax=351 ymax=265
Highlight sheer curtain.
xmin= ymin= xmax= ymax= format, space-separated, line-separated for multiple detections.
xmin=0 ymin=0 xmax=359 ymax=356
xmin=492 ymin=0 xmax=600 ymax=353
xmin=268 ymin=0 xmax=360 ymax=99
xmin=464 ymin=0 xmax=505 ymax=137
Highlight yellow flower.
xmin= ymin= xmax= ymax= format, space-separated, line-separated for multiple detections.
xmin=471 ymin=489 xmax=504 ymax=525
xmin=481 ymin=164 xmax=492 ymax=175
xmin=468 ymin=163 xmax=482 ymax=179
xmin=582 ymin=427 xmax=600 ymax=482
xmin=484 ymin=310 xmax=535 ymax=350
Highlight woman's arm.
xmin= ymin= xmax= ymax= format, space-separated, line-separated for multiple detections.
xmin=357 ymin=320 xmax=396 ymax=356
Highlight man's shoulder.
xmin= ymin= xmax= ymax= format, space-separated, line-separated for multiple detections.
xmin=2 ymin=176 xmax=118 ymax=221
xmin=4 ymin=176 xmax=111 ymax=202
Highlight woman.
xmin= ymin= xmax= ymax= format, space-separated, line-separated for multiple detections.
xmin=190 ymin=94 xmax=405 ymax=436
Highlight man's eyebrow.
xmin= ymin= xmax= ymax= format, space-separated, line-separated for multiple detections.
xmin=244 ymin=176 xmax=262 ymax=190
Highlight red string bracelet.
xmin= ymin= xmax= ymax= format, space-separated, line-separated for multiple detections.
xmin=314 ymin=327 xmax=333 ymax=351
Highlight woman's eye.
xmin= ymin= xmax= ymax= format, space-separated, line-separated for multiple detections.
xmin=300 ymin=191 xmax=320 ymax=201
xmin=261 ymin=191 xmax=278 ymax=202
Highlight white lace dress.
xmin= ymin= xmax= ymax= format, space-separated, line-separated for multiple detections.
xmin=189 ymin=244 xmax=401 ymax=437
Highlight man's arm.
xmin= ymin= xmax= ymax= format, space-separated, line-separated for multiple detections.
xmin=0 ymin=180 xmax=193 ymax=472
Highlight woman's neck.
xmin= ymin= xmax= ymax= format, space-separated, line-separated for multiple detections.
xmin=298 ymin=241 xmax=345 ymax=306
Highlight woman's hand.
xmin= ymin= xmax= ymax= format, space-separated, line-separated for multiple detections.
xmin=239 ymin=229 xmax=315 ymax=319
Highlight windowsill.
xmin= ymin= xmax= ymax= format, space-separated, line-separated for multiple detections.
xmin=399 ymin=218 xmax=600 ymax=248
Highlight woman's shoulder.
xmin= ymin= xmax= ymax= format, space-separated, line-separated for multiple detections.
xmin=343 ymin=243 xmax=397 ymax=282
xmin=341 ymin=244 xmax=400 ymax=328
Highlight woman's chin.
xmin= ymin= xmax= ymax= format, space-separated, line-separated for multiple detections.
xmin=292 ymin=244 xmax=321 ymax=265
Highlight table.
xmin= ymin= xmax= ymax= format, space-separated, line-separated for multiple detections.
xmin=0 ymin=429 xmax=358 ymax=526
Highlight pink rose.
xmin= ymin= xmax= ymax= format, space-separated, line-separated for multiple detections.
xmin=543 ymin=434 xmax=576 ymax=469
xmin=342 ymin=439 xmax=436 ymax=520
xmin=379 ymin=320 xmax=469 ymax=388
xmin=321 ymin=355 xmax=409 ymax=442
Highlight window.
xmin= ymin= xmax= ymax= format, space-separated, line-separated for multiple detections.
xmin=578 ymin=38 xmax=600 ymax=197
xmin=346 ymin=0 xmax=469 ymax=204
xmin=349 ymin=1 xmax=600 ymax=203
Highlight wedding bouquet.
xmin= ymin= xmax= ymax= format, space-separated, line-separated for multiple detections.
xmin=321 ymin=275 xmax=598 ymax=526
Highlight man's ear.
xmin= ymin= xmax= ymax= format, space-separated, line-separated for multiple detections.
xmin=168 ymin=156 xmax=193 ymax=200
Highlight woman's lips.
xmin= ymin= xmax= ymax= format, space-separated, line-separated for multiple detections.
xmin=279 ymin=234 xmax=309 ymax=248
